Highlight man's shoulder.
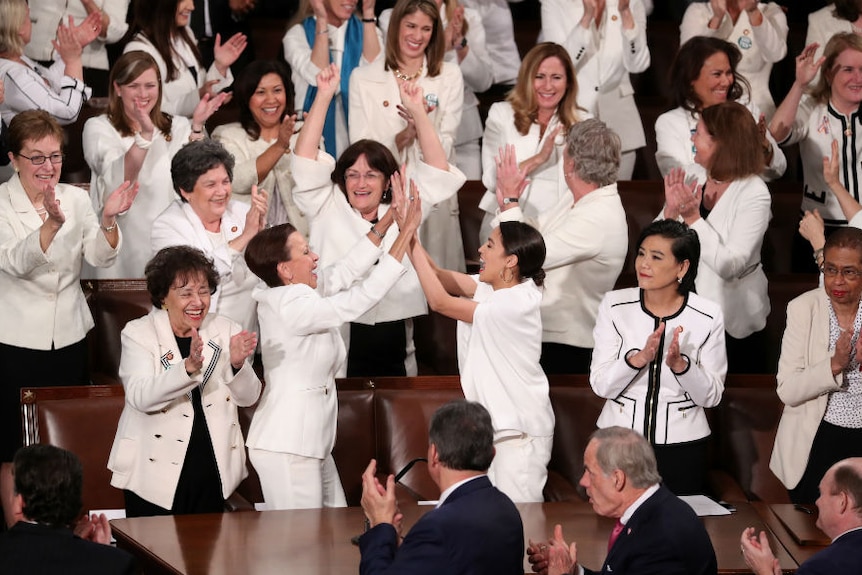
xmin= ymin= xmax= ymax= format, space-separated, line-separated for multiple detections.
xmin=799 ymin=529 xmax=862 ymax=574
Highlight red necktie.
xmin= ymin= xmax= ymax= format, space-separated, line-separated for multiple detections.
xmin=607 ymin=520 xmax=625 ymax=552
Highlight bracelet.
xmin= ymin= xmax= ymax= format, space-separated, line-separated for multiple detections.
xmin=101 ymin=221 xmax=117 ymax=233
xmin=370 ymin=224 xmax=385 ymax=239
xmin=317 ymin=28 xmax=328 ymax=35
xmin=813 ymin=247 xmax=824 ymax=264
xmin=133 ymin=132 xmax=153 ymax=150
xmin=361 ymin=17 xmax=377 ymax=23
xmin=191 ymin=126 xmax=204 ymax=134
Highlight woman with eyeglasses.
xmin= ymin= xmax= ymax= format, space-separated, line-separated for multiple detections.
xmin=771 ymin=226 xmax=862 ymax=504
xmin=0 ymin=110 xmax=137 ymax=527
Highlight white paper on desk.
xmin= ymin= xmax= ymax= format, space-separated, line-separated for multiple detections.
xmin=90 ymin=508 xmax=127 ymax=544
xmin=678 ymin=495 xmax=731 ymax=516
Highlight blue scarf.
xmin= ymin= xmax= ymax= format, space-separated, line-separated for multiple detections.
xmin=302 ymin=15 xmax=363 ymax=157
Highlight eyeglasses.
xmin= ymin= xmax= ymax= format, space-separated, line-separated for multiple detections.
xmin=345 ymin=171 xmax=383 ymax=183
xmin=17 ymin=153 xmax=65 ymax=165
xmin=820 ymin=264 xmax=862 ymax=280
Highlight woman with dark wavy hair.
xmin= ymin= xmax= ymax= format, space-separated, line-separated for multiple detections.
xmin=590 ymin=219 xmax=727 ymax=495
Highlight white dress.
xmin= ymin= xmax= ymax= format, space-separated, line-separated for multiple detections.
xmin=82 ymin=114 xmax=192 ymax=278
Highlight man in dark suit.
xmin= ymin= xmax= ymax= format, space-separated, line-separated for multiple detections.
xmin=190 ymin=0 xmax=255 ymax=72
xmin=0 ymin=445 xmax=137 ymax=575
xmin=528 ymin=427 xmax=717 ymax=575
xmin=741 ymin=457 xmax=862 ymax=575
xmin=358 ymin=400 xmax=524 ymax=575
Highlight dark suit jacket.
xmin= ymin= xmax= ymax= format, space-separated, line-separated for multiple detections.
xmin=586 ymin=485 xmax=717 ymax=575
xmin=797 ymin=528 xmax=862 ymax=574
xmin=0 ymin=521 xmax=137 ymax=575
xmin=359 ymin=475 xmax=524 ymax=575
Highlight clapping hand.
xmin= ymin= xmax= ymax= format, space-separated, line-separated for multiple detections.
xmin=213 ymin=32 xmax=247 ymax=71
xmin=628 ymin=322 xmax=665 ymax=369
xmin=74 ymin=513 xmax=112 ymax=545
xmin=43 ymin=186 xmax=66 ymax=226
xmin=70 ymin=12 xmax=102 ymax=48
xmin=186 ymin=327 xmax=205 ymax=373
xmin=52 ymin=20 xmax=84 ymax=62
xmin=276 ymin=114 xmax=298 ymax=151
xmin=102 ymin=180 xmax=140 ymax=220
xmin=246 ymin=185 xmax=269 ymax=232
xmin=495 ymin=144 xmax=528 ymax=209
xmin=229 ymin=330 xmax=257 ymax=369
xmin=799 ymin=210 xmax=825 ymax=251
xmin=192 ymin=91 xmax=231 ymax=130
xmin=663 ymin=167 xmax=699 ymax=222
xmin=547 ymin=525 xmax=577 ymax=575
xmin=740 ymin=527 xmax=781 ymax=575
xmin=665 ymin=325 xmax=688 ymax=374
xmin=360 ymin=459 xmax=398 ymax=528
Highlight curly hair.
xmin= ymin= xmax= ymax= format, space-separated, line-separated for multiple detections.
xmin=145 ymin=246 xmax=219 ymax=308
xmin=13 ymin=445 xmax=83 ymax=527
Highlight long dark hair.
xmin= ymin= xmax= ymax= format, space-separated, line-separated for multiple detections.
xmin=125 ymin=0 xmax=202 ymax=81
xmin=670 ymin=36 xmax=750 ymax=114
xmin=235 ymin=60 xmax=296 ymax=140
xmin=499 ymin=221 xmax=546 ymax=287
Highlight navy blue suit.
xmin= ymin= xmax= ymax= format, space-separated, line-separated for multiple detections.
xmin=359 ymin=475 xmax=524 ymax=575
xmin=586 ymin=485 xmax=717 ymax=575
xmin=797 ymin=528 xmax=862 ymax=574
xmin=0 ymin=521 xmax=137 ymax=575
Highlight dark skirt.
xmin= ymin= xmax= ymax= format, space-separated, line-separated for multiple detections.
xmin=653 ymin=437 xmax=709 ymax=496
xmin=789 ymin=420 xmax=862 ymax=504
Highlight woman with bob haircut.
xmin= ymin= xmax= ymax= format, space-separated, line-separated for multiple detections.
xmin=590 ymin=219 xmax=727 ymax=495
xmin=659 ymin=101 xmax=771 ymax=373
xmin=83 ymin=51 xmax=223 ymax=279
xmin=770 ymin=34 xmax=862 ymax=271
xmin=213 ymin=60 xmax=307 ymax=234
xmin=405 ymin=191 xmax=554 ymax=503
xmin=349 ymin=0 xmax=465 ymax=271
xmin=655 ymin=35 xmax=785 ymax=180
xmin=477 ymin=42 xmax=584 ymax=243
xmin=0 ymin=0 xmax=95 ymax=127
xmin=291 ymin=64 xmax=464 ymax=377
xmin=108 ymin=245 xmax=261 ymax=516
xmin=283 ymin=0 xmax=383 ymax=158
xmin=123 ymin=0 xmax=245 ymax=117
xmin=242 ymin=187 xmax=419 ymax=509
xmin=151 ymin=139 xmax=268 ymax=334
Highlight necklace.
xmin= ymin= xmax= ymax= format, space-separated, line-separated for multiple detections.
xmin=394 ymin=66 xmax=422 ymax=82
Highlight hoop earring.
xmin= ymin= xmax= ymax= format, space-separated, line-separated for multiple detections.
xmin=500 ymin=267 xmax=515 ymax=284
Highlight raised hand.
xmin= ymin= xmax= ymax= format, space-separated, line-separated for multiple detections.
xmin=390 ymin=165 xmax=410 ymax=228
xmin=799 ymin=209 xmax=825 ymax=251
xmin=229 ymin=330 xmax=257 ymax=369
xmin=495 ymin=144 xmax=528 ymax=208
xmin=198 ymin=78 xmax=220 ymax=101
xmin=362 ymin=0 xmax=376 ymax=20
xmin=80 ymin=0 xmax=111 ymax=38
xmin=709 ymin=0 xmax=727 ymax=20
xmin=192 ymin=91 xmax=230 ymax=130
xmin=213 ymin=32 xmax=248 ymax=70
xmin=823 ymin=139 xmax=840 ymax=189
xmin=53 ymin=21 xmax=84 ymax=62
xmin=398 ymin=81 xmax=426 ymax=117
xmin=740 ymin=527 xmax=781 ymax=575
xmin=795 ymin=43 xmax=825 ymax=88
xmin=547 ymin=524 xmax=577 ymax=575
xmin=360 ymin=459 xmax=397 ymax=528
xmin=276 ymin=114 xmax=298 ymax=151
xmin=663 ymin=167 xmax=698 ymax=221
xmin=70 ymin=12 xmax=102 ymax=47
xmin=629 ymin=322 xmax=665 ymax=369
xmin=43 ymin=186 xmax=66 ymax=226
xmin=832 ymin=329 xmax=852 ymax=376
xmin=310 ymin=0 xmax=328 ymax=21
xmin=185 ymin=327 xmax=205 ymax=373
xmin=665 ymin=325 xmax=688 ymax=374
xmin=316 ymin=63 xmax=340 ymax=100
xmin=102 ymin=180 xmax=139 ymax=220
xmin=536 ymin=125 xmax=562 ymax=167
xmin=246 ymin=185 xmax=269 ymax=233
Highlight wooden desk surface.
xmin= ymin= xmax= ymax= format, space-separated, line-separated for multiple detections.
xmin=111 ymin=501 xmax=798 ymax=575
xmin=751 ymin=502 xmax=829 ymax=567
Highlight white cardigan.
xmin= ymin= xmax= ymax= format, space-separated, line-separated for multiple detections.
xmin=0 ymin=176 xmax=119 ymax=350
xmin=108 ymin=309 xmax=261 ymax=509
xmin=680 ymin=2 xmax=788 ymax=119
xmin=247 ymin=243 xmax=405 ymax=458
xmin=590 ymin=288 xmax=727 ymax=445
xmin=497 ymin=183 xmax=628 ymax=348
xmin=124 ymin=31 xmax=232 ymax=118
xmin=83 ymin=114 xmax=192 ymax=279
xmin=151 ymin=200 xmax=259 ymax=333
xmin=541 ymin=0 xmax=650 ymax=153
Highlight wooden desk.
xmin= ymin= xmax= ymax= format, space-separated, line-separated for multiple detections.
xmin=111 ymin=501 xmax=798 ymax=575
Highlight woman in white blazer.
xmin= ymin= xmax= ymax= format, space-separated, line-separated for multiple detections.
xmin=213 ymin=60 xmax=307 ymax=236
xmin=655 ymin=36 xmax=785 ymax=181
xmin=123 ymin=0 xmax=246 ymax=117
xmin=591 ymin=220 xmax=727 ymax=495
xmin=770 ymin=227 xmax=862 ymax=504
xmin=680 ymin=1 xmax=788 ymax=119
xmin=243 ymin=199 xmax=417 ymax=509
xmin=658 ymin=101 xmax=771 ymax=373
xmin=350 ymin=0 xmax=465 ymax=272
xmin=151 ymin=139 xmax=268 ymax=334
xmin=108 ymin=246 xmax=261 ymax=516
xmin=478 ymin=42 xmax=585 ymax=243
xmin=541 ymin=0 xmax=650 ymax=180
xmin=806 ymin=2 xmax=859 ymax=65
xmin=84 ymin=51 xmax=225 ymax=279
xmin=294 ymin=64 xmax=465 ymax=377
xmin=0 ymin=111 xmax=136 ymax=521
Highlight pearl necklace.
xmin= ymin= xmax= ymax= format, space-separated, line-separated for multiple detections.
xmin=394 ymin=66 xmax=422 ymax=82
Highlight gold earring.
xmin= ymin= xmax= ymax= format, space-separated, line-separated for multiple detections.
xmin=500 ymin=267 xmax=515 ymax=284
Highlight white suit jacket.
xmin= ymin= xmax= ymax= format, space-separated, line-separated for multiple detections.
xmin=0 ymin=57 xmax=91 ymax=126
xmin=125 ymin=32 xmax=232 ymax=118
xmin=498 ymin=183 xmax=628 ymax=348
xmin=151 ymin=199 xmax=259 ymax=333
xmin=680 ymin=3 xmax=787 ymax=119
xmin=806 ymin=5 xmax=853 ymax=67
xmin=770 ymin=288 xmax=845 ymax=489
xmin=460 ymin=0 xmax=521 ymax=84
xmin=83 ymin=114 xmax=192 ymax=279
xmin=247 ymin=246 xmax=405 ymax=458
xmin=108 ymin=309 xmax=261 ymax=509
xmin=0 ymin=177 xmax=119 ymax=350
xmin=541 ymin=0 xmax=650 ymax=152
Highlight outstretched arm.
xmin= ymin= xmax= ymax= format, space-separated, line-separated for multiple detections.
xmin=295 ymin=63 xmax=339 ymax=158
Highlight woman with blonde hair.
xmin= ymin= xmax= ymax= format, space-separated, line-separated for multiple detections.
xmin=83 ymin=51 xmax=224 ymax=278
xmin=477 ymin=42 xmax=583 ymax=242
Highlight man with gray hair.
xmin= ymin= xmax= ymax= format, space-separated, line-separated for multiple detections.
xmin=527 ymin=426 xmax=717 ymax=575
xmin=494 ymin=118 xmax=628 ymax=374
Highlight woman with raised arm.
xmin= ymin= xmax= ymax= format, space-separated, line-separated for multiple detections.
xmin=291 ymin=63 xmax=464 ymax=377
xmin=84 ymin=51 xmax=226 ymax=278
xmin=123 ymin=0 xmax=246 ymax=117
xmin=243 ymin=184 xmax=419 ymax=510
xmin=283 ymin=0 xmax=382 ymax=157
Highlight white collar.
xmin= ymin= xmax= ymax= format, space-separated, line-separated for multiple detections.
xmin=619 ymin=483 xmax=660 ymax=525
xmin=436 ymin=475 xmax=486 ymax=508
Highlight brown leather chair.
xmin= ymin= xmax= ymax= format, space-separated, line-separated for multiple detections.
xmin=20 ymin=385 xmax=126 ymax=515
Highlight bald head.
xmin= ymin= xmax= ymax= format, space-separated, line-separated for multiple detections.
xmin=816 ymin=458 xmax=862 ymax=538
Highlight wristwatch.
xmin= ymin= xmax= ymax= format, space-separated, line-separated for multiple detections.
xmin=503 ymin=197 xmax=519 ymax=205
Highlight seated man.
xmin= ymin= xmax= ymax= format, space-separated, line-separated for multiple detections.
xmin=528 ymin=426 xmax=717 ymax=575
xmin=0 ymin=444 xmax=137 ymax=575
xmin=741 ymin=457 xmax=862 ymax=575
xmin=358 ymin=400 xmax=524 ymax=575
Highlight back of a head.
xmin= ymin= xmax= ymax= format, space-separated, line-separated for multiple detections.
xmin=565 ymin=118 xmax=620 ymax=187
xmin=590 ymin=427 xmax=662 ymax=489
xmin=429 ymin=400 xmax=495 ymax=472
xmin=831 ymin=458 xmax=862 ymax=521
xmin=13 ymin=445 xmax=83 ymax=528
